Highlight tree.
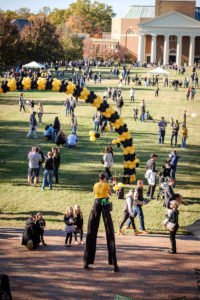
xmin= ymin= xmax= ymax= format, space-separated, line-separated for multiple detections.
xmin=38 ymin=7 xmax=51 ymax=17
xmin=49 ymin=9 xmax=70 ymax=26
xmin=0 ymin=14 xmax=21 ymax=68
xmin=65 ymin=15 xmax=93 ymax=35
xmin=98 ymin=48 xmax=120 ymax=61
xmin=20 ymin=16 xmax=63 ymax=62
xmin=58 ymin=26 xmax=83 ymax=61
xmin=15 ymin=7 xmax=31 ymax=19
xmin=3 ymin=10 xmax=18 ymax=20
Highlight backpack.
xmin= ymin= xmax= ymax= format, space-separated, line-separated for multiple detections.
xmin=116 ymin=187 xmax=124 ymax=199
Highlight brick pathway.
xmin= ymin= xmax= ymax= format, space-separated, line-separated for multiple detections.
xmin=0 ymin=227 xmax=199 ymax=300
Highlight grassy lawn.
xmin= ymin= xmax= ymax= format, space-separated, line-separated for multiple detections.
xmin=0 ymin=66 xmax=200 ymax=234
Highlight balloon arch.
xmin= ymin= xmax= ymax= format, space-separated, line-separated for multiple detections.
xmin=0 ymin=77 xmax=140 ymax=183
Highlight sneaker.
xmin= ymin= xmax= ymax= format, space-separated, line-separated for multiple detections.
xmin=113 ymin=265 xmax=120 ymax=272
xmin=80 ymin=241 xmax=85 ymax=245
xmin=125 ymin=226 xmax=131 ymax=230
xmin=117 ymin=229 xmax=125 ymax=235
xmin=142 ymin=230 xmax=149 ymax=234
xmin=75 ymin=241 xmax=79 ymax=245
xmin=168 ymin=250 xmax=176 ymax=254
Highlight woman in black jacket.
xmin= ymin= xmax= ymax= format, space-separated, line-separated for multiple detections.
xmin=55 ymin=131 xmax=66 ymax=146
xmin=168 ymin=201 xmax=179 ymax=254
xmin=52 ymin=147 xmax=60 ymax=184
xmin=52 ymin=117 xmax=60 ymax=142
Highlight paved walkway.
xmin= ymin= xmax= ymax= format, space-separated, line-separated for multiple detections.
xmin=0 ymin=227 xmax=199 ymax=300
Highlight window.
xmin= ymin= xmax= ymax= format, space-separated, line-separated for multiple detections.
xmin=169 ymin=36 xmax=177 ymax=41
xmin=127 ymin=29 xmax=136 ymax=35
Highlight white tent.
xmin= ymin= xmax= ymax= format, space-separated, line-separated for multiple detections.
xmin=147 ymin=67 xmax=169 ymax=86
xmin=23 ymin=61 xmax=45 ymax=69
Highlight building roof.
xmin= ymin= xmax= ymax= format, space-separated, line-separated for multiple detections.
xmin=11 ymin=19 xmax=30 ymax=31
xmin=120 ymin=5 xmax=155 ymax=19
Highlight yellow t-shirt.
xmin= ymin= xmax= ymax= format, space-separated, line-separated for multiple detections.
xmin=93 ymin=182 xmax=110 ymax=198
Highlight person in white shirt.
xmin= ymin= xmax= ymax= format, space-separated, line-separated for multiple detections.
xmin=67 ymin=132 xmax=78 ymax=148
xmin=130 ymin=88 xmax=135 ymax=103
xmin=103 ymin=147 xmax=113 ymax=181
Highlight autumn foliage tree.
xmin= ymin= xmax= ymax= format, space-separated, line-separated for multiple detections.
xmin=20 ymin=16 xmax=63 ymax=62
xmin=0 ymin=13 xmax=21 ymax=68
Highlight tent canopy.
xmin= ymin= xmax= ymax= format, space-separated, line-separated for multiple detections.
xmin=23 ymin=61 xmax=45 ymax=69
xmin=147 ymin=67 xmax=169 ymax=76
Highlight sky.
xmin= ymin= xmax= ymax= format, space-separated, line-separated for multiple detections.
xmin=0 ymin=0 xmax=200 ymax=16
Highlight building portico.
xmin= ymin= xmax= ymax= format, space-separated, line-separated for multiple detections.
xmin=138 ymin=10 xmax=200 ymax=66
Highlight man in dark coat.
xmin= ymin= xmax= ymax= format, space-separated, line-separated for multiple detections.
xmin=22 ymin=215 xmax=39 ymax=249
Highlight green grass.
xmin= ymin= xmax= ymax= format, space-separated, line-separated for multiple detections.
xmin=0 ymin=66 xmax=200 ymax=234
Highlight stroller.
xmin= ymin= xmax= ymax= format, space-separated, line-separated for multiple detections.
xmin=156 ymin=173 xmax=169 ymax=200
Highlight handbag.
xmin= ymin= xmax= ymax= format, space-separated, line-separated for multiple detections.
xmin=166 ymin=222 xmax=176 ymax=232
xmin=65 ymin=225 xmax=75 ymax=233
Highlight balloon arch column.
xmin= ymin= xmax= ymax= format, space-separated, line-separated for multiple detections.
xmin=0 ymin=78 xmax=140 ymax=183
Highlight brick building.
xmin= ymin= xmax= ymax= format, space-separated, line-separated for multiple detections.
xmin=92 ymin=0 xmax=200 ymax=66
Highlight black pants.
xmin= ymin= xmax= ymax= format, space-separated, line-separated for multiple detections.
xmin=74 ymin=228 xmax=83 ymax=241
xmin=105 ymin=167 xmax=112 ymax=179
xmin=119 ymin=212 xmax=136 ymax=230
xmin=84 ymin=200 xmax=118 ymax=267
xmin=20 ymin=105 xmax=26 ymax=112
xmin=147 ymin=184 xmax=156 ymax=198
xmin=170 ymin=226 xmax=178 ymax=253
xmin=65 ymin=233 xmax=72 ymax=244
xmin=40 ymin=230 xmax=45 ymax=244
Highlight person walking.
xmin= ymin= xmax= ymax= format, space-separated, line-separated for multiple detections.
xmin=158 ymin=117 xmax=167 ymax=144
xmin=103 ymin=147 xmax=113 ymax=181
xmin=170 ymin=118 xmax=179 ymax=147
xmin=145 ymin=154 xmax=158 ymax=199
xmin=126 ymin=180 xmax=148 ymax=233
xmin=84 ymin=172 xmax=119 ymax=272
xmin=41 ymin=152 xmax=54 ymax=190
xmin=19 ymin=93 xmax=26 ymax=112
xmin=37 ymin=103 xmax=43 ymax=125
xmin=118 ymin=189 xmax=141 ymax=236
xmin=180 ymin=124 xmax=188 ymax=150
xmin=27 ymin=147 xmax=42 ymax=186
xmin=26 ymin=111 xmax=38 ymax=139
xmin=130 ymin=87 xmax=135 ymax=103
xmin=116 ymin=96 xmax=124 ymax=115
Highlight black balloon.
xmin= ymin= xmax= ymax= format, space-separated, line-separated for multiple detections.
xmin=95 ymin=132 xmax=100 ymax=138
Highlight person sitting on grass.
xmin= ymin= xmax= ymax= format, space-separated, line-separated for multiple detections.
xmin=55 ymin=131 xmax=66 ymax=147
xmin=44 ymin=124 xmax=53 ymax=140
xmin=66 ymin=132 xmax=78 ymax=148
xmin=118 ymin=189 xmax=141 ymax=236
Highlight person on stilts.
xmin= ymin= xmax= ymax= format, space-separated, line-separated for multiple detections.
xmin=84 ymin=172 xmax=119 ymax=272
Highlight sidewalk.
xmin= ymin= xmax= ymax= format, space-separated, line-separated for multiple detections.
xmin=0 ymin=227 xmax=199 ymax=300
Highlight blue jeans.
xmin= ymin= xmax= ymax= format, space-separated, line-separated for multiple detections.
xmin=52 ymin=128 xmax=59 ymax=142
xmin=158 ymin=130 xmax=165 ymax=144
xmin=170 ymin=169 xmax=176 ymax=180
xmin=53 ymin=167 xmax=59 ymax=184
xmin=130 ymin=96 xmax=134 ymax=103
xmin=182 ymin=137 xmax=186 ymax=149
xmin=140 ymin=113 xmax=145 ymax=122
xmin=94 ymin=121 xmax=100 ymax=132
xmin=66 ymin=108 xmax=70 ymax=117
xmin=171 ymin=133 xmax=177 ymax=147
xmin=126 ymin=205 xmax=145 ymax=231
xmin=42 ymin=170 xmax=53 ymax=190
xmin=72 ymin=126 xmax=77 ymax=134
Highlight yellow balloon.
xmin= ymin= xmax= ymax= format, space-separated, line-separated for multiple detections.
xmin=118 ymin=183 xmax=124 ymax=188
xmin=90 ymin=136 xmax=96 ymax=142
xmin=89 ymin=131 xmax=95 ymax=137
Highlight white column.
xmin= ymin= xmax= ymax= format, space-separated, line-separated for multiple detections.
xmin=151 ymin=34 xmax=157 ymax=64
xmin=138 ymin=34 xmax=144 ymax=64
xmin=163 ymin=35 xmax=169 ymax=66
xmin=176 ymin=35 xmax=182 ymax=66
xmin=189 ymin=36 xmax=195 ymax=67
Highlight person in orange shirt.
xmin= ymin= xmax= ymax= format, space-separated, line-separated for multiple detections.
xmin=84 ymin=172 xmax=119 ymax=272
